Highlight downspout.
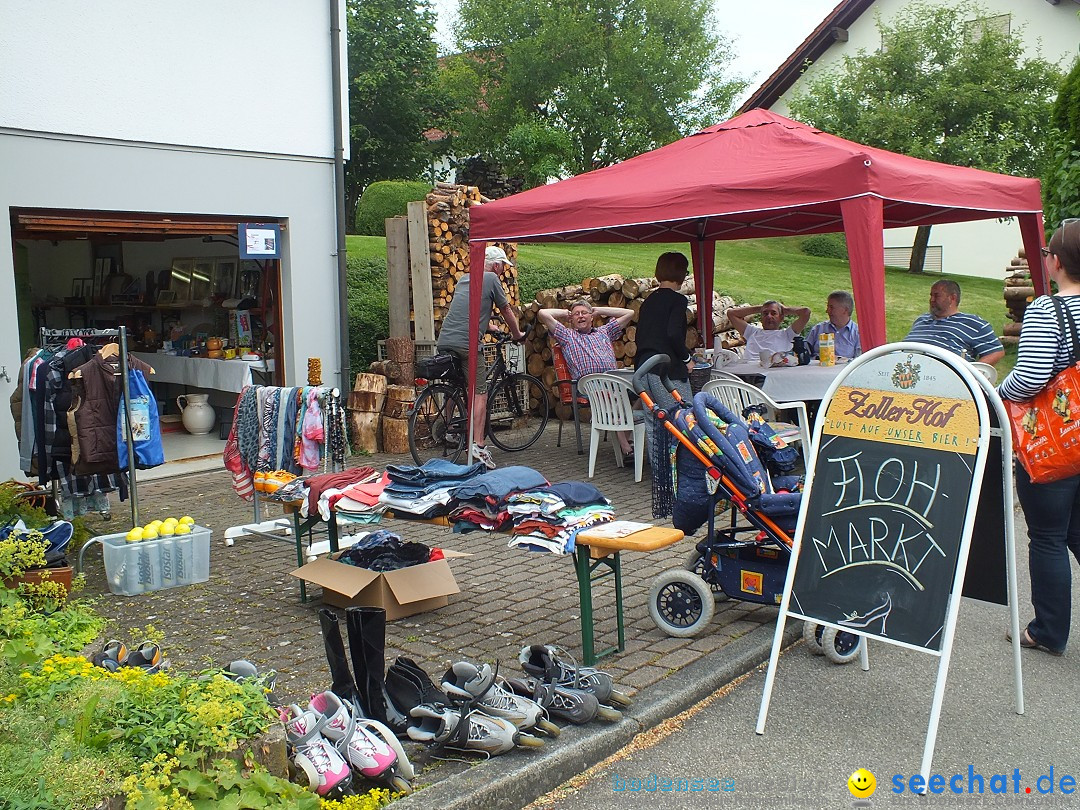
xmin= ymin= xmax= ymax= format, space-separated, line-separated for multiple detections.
xmin=331 ymin=0 xmax=351 ymax=390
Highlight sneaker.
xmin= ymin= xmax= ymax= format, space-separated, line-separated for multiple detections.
xmin=38 ymin=520 xmax=74 ymax=555
xmin=471 ymin=443 xmax=496 ymax=470
xmin=519 ymin=644 xmax=631 ymax=707
xmin=224 ymin=659 xmax=278 ymax=694
xmin=407 ymin=703 xmax=539 ymax=755
xmin=308 ymin=691 xmax=414 ymax=789
xmin=280 ymin=705 xmax=352 ymax=797
xmin=442 ymin=661 xmax=559 ymax=737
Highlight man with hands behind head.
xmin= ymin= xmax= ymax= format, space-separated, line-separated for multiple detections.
xmin=727 ymin=300 xmax=812 ymax=358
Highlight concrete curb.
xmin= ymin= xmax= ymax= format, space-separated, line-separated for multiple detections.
xmin=397 ymin=621 xmax=799 ymax=810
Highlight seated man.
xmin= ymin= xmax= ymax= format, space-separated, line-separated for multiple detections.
xmin=904 ymin=280 xmax=1004 ymax=365
xmin=727 ymin=300 xmax=812 ymax=358
xmin=806 ymin=290 xmax=861 ymax=359
xmin=538 ymin=299 xmax=635 ymax=457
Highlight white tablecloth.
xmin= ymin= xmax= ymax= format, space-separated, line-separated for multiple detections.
xmin=719 ymin=359 xmax=849 ymax=402
xmin=131 ymin=352 xmax=270 ymax=393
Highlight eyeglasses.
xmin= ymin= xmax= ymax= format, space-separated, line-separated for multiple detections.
xmin=1041 ymin=247 xmax=1052 ymax=257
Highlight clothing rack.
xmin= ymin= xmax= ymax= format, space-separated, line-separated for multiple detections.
xmin=38 ymin=325 xmax=140 ymax=527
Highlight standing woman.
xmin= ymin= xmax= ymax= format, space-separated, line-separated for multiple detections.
xmin=634 ymin=252 xmax=694 ymax=456
xmin=998 ymin=220 xmax=1080 ymax=655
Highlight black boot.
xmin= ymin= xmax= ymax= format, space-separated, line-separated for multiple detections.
xmin=319 ymin=608 xmax=361 ymax=705
xmin=346 ymin=606 xmax=390 ymax=725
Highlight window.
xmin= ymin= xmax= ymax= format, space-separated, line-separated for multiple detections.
xmin=963 ymin=14 xmax=1010 ymax=43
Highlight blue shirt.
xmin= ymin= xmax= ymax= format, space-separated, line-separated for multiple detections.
xmin=806 ymin=320 xmax=861 ymax=358
xmin=904 ymin=312 xmax=1002 ymax=362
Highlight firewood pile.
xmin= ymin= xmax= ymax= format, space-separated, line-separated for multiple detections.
xmin=521 ymin=275 xmax=742 ymax=420
xmin=425 ymin=182 xmax=520 ymax=336
xmin=456 ymin=156 xmax=524 ymax=200
xmin=1002 ymin=247 xmax=1034 ymax=346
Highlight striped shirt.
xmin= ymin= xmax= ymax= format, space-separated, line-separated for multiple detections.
xmin=999 ymin=295 xmax=1080 ymax=401
xmin=551 ymin=320 xmax=623 ymax=378
xmin=904 ymin=312 xmax=1002 ymax=362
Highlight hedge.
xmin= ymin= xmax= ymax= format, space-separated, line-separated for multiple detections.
xmin=355 ymin=181 xmax=431 ymax=236
xmin=800 ymin=233 xmax=849 ymax=260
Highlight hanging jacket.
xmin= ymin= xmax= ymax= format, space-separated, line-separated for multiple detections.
xmin=72 ymin=353 xmax=152 ymax=470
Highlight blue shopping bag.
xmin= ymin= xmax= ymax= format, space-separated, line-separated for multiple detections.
xmin=118 ymin=369 xmax=165 ymax=469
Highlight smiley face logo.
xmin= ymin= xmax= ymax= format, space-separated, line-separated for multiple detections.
xmin=848 ymin=768 xmax=876 ymax=798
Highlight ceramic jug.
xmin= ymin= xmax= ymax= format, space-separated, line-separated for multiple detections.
xmin=176 ymin=394 xmax=216 ymax=435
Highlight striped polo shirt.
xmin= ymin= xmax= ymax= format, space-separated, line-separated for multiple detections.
xmin=904 ymin=312 xmax=1002 ymax=362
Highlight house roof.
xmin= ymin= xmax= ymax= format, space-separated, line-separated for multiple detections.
xmin=736 ymin=0 xmax=874 ymax=113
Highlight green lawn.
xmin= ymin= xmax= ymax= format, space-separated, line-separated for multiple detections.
xmin=346 ymin=234 xmax=1016 ymax=372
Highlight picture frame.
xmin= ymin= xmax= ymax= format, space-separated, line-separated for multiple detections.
xmin=156 ymin=289 xmax=178 ymax=305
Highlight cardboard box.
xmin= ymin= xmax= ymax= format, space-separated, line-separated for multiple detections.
xmin=290 ymin=551 xmax=469 ymax=620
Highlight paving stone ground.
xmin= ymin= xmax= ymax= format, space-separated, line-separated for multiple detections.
xmin=76 ymin=425 xmax=778 ymax=793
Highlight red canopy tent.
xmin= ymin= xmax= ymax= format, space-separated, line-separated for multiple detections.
xmin=462 ymin=109 xmax=1048 ymax=440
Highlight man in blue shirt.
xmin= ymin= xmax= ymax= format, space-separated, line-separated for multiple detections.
xmin=904 ymin=280 xmax=1004 ymax=365
xmin=806 ymin=290 xmax=861 ymax=359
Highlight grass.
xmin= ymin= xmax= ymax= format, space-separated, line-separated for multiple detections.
xmin=345 ymin=233 xmax=1017 ymax=372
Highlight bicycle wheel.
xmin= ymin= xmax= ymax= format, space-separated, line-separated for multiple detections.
xmin=408 ymin=384 xmax=467 ymax=465
xmin=486 ymin=372 xmax=550 ymax=452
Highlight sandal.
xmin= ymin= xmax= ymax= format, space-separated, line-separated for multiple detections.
xmin=123 ymin=641 xmax=164 ymax=672
xmin=90 ymin=639 xmax=129 ymax=671
xmin=1007 ymin=627 xmax=1064 ymax=657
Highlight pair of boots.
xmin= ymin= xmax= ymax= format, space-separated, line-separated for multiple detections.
xmin=319 ymin=606 xmax=405 ymax=732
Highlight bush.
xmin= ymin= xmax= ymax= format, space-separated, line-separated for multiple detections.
xmin=518 ymin=261 xmax=592 ymax=304
xmin=347 ymin=257 xmax=389 ymax=375
xmin=800 ymin=233 xmax=849 ymax=260
xmin=354 ymin=181 xmax=431 ymax=236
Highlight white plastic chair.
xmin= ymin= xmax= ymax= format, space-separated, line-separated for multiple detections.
xmin=577 ymin=372 xmax=646 ymax=482
xmin=701 ymin=377 xmax=811 ymax=451
xmin=969 ymin=361 xmax=998 ymax=384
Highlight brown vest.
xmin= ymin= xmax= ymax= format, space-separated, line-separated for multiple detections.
xmin=72 ymin=353 xmax=152 ymax=470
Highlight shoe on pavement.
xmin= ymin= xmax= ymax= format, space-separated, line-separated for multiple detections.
xmin=407 ymin=703 xmax=536 ymax=755
xmin=471 ymin=443 xmax=496 ymax=470
xmin=308 ymin=690 xmax=414 ymax=786
xmin=519 ymin=644 xmax=630 ymax=707
xmin=442 ymin=661 xmax=559 ymax=737
xmin=503 ymin=675 xmax=616 ymax=724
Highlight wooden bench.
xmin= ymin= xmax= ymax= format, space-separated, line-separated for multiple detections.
xmin=573 ymin=525 xmax=685 ymax=665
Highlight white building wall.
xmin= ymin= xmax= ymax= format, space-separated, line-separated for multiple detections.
xmin=769 ymin=0 xmax=1080 ymax=279
xmin=0 ymin=0 xmax=349 ymax=479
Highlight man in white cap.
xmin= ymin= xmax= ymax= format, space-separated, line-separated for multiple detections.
xmin=436 ymin=245 xmax=524 ymax=469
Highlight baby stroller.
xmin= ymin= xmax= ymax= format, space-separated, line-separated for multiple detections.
xmin=632 ymin=357 xmax=863 ymax=664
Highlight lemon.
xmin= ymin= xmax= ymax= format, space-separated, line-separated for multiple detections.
xmin=162 ymin=517 xmax=178 ymax=526
xmin=174 ymin=523 xmax=191 ymax=535
xmin=143 ymin=528 xmax=158 ymax=540
xmin=179 ymin=516 xmax=195 ymax=526
xmin=159 ymin=523 xmax=175 ymax=536
xmin=143 ymin=524 xmax=157 ymax=534
xmin=125 ymin=527 xmax=144 ymax=543
xmin=147 ymin=520 xmax=164 ymax=530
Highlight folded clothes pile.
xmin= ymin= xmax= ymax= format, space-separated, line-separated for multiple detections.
xmin=506 ymin=481 xmax=614 ymax=555
xmin=447 ymin=466 xmax=550 ymax=533
xmin=378 ymin=458 xmax=488 ymax=520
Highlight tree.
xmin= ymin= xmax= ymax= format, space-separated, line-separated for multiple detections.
xmin=442 ymin=0 xmax=745 ymax=186
xmin=1044 ymin=57 xmax=1080 ymax=230
xmin=788 ymin=1 xmax=1063 ymax=272
xmin=346 ymin=0 xmax=440 ymax=229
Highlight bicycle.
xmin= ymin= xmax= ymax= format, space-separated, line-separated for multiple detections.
xmin=408 ymin=330 xmax=550 ymax=465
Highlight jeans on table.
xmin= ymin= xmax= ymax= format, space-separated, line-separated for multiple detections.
xmin=1015 ymin=462 xmax=1080 ymax=652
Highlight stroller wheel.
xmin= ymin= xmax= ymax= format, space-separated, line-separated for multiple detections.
xmin=683 ymin=550 xmax=730 ymax=602
xmin=820 ymin=627 xmax=864 ymax=665
xmin=802 ymin=621 xmax=826 ymax=655
xmin=649 ymin=569 xmax=715 ymax=638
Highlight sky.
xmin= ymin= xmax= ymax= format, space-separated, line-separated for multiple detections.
xmin=429 ymin=0 xmax=841 ymax=104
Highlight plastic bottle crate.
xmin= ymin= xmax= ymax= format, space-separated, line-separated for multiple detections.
xmin=87 ymin=526 xmax=211 ymax=596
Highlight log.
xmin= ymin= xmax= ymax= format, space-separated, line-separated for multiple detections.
xmin=348 ymin=410 xmax=381 ymax=454
xmin=1003 ymin=287 xmax=1035 ymax=302
xmin=349 ymin=373 xmax=387 ymax=412
xmin=384 ymin=337 xmax=415 ymax=387
xmin=381 ymin=417 xmax=411 ymax=455
xmin=1004 ymin=321 xmax=1023 ymax=337
xmin=382 ymin=385 xmax=416 ymax=420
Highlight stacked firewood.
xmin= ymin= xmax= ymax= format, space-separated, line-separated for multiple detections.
xmin=520 ymin=275 xmax=742 ymax=419
xmin=425 ymin=183 xmax=520 ymax=335
xmin=456 ymin=157 xmax=524 ymax=200
xmin=1002 ymin=247 xmax=1034 ymax=346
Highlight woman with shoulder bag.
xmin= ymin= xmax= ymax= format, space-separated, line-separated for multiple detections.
xmin=998 ymin=219 xmax=1080 ymax=656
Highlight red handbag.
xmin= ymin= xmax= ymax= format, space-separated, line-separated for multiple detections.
xmin=1005 ymin=297 xmax=1080 ymax=484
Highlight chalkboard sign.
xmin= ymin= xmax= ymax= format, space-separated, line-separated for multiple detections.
xmin=789 ymin=350 xmax=986 ymax=652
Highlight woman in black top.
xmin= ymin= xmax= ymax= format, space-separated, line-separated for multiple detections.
xmin=635 ymin=252 xmax=693 ymax=454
